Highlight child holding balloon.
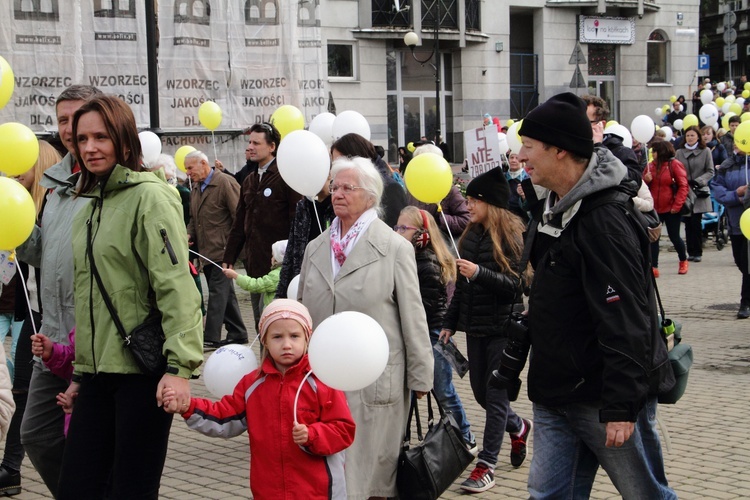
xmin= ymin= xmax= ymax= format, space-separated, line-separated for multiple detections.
xmin=223 ymin=239 xmax=286 ymax=309
xmin=163 ymin=299 xmax=355 ymax=500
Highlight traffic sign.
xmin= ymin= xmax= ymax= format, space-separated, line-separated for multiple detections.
xmin=569 ymin=42 xmax=586 ymax=65
xmin=724 ymin=43 xmax=738 ymax=62
xmin=723 ymin=28 xmax=737 ymax=45
xmin=698 ymin=54 xmax=710 ymax=70
xmin=569 ymin=66 xmax=586 ymax=88
xmin=724 ymin=11 xmax=737 ymax=29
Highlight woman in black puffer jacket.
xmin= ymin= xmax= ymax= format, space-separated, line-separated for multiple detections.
xmin=440 ymin=168 xmax=532 ymax=493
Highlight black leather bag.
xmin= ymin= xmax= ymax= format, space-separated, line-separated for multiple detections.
xmin=87 ymin=212 xmax=166 ymax=377
xmin=396 ymin=392 xmax=474 ymax=500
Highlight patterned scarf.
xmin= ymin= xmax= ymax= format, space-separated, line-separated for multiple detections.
xmin=329 ymin=209 xmax=377 ymax=267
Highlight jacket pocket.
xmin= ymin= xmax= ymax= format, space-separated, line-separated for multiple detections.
xmin=361 ymin=352 xmax=404 ymax=407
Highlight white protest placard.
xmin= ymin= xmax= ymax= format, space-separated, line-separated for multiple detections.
xmin=463 ymin=127 xmax=502 ymax=178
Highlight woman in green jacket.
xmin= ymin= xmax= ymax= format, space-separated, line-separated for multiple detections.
xmin=57 ymin=95 xmax=204 ymax=499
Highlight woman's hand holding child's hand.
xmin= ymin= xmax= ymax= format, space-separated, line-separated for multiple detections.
xmin=161 ymin=387 xmax=186 ymax=414
xmin=292 ymin=423 xmax=309 ymax=445
xmin=57 ymin=382 xmax=80 ymax=414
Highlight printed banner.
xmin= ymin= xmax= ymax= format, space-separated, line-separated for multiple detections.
xmin=80 ymin=0 xmax=150 ymax=127
xmin=0 ymin=1 xmax=83 ymax=132
xmin=157 ymin=0 xmax=231 ymax=130
xmin=463 ymin=127 xmax=502 ymax=178
xmin=226 ymin=0 xmax=327 ymax=127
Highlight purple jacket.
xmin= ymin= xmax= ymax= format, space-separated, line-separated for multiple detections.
xmin=407 ymin=185 xmax=470 ymax=241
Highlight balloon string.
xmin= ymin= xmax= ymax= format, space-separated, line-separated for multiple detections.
xmin=439 ymin=204 xmax=461 ymax=259
xmin=745 ymin=155 xmax=748 ymax=187
xmin=293 ymin=370 xmax=313 ymax=425
xmin=17 ymin=257 xmax=38 ymax=335
xmin=248 ymin=333 xmax=260 ymax=350
xmin=312 ymin=198 xmax=323 ymax=235
xmin=211 ymin=130 xmax=218 ymax=163
xmin=188 ymin=250 xmax=223 ymax=270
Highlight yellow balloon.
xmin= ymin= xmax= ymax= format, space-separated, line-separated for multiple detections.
xmin=403 ymin=152 xmax=453 ymax=204
xmin=0 ymin=122 xmax=39 ymax=176
xmin=270 ymin=105 xmax=305 ymax=141
xmin=606 ymin=120 xmax=618 ymax=128
xmin=505 ymin=119 xmax=515 ymax=128
xmin=174 ymin=145 xmax=196 ymax=172
xmin=661 ymin=104 xmax=670 ymax=114
xmin=734 ymin=121 xmax=750 ymax=154
xmin=198 ymin=101 xmax=222 ymax=131
xmin=745 ymin=82 xmax=750 ymax=91
xmin=729 ymin=103 xmax=743 ymax=115
xmin=0 ymin=177 xmax=36 ymax=250
xmin=722 ymin=112 xmax=737 ymax=131
xmin=682 ymin=114 xmax=699 ymax=130
xmin=670 ymin=95 xmax=677 ymax=103
xmin=0 ymin=56 xmax=14 ymax=110
xmin=726 ymin=94 xmax=736 ymax=103
xmin=407 ymin=142 xmax=415 ymax=153
xmin=743 ymin=90 xmax=750 ymax=99
xmin=741 ymin=209 xmax=750 ymax=239
xmin=716 ymin=97 xmax=725 ymax=107
xmin=741 ymin=113 xmax=750 ymax=123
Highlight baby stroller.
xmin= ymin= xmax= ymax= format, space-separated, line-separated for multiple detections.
xmin=702 ymin=196 xmax=728 ymax=250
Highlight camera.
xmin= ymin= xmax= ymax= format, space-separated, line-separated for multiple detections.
xmin=490 ymin=312 xmax=531 ymax=401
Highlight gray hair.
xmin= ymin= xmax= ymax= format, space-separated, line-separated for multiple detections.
xmin=184 ymin=150 xmax=209 ymax=163
xmin=56 ymin=85 xmax=102 ymax=108
xmin=330 ymin=156 xmax=384 ymax=214
xmin=413 ymin=143 xmax=443 ymax=157
xmin=149 ymin=154 xmax=178 ymax=182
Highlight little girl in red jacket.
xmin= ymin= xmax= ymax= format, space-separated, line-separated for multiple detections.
xmin=163 ymin=299 xmax=355 ymax=500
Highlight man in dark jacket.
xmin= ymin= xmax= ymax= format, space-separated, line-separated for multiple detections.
xmin=517 ymin=93 xmax=676 ymax=499
xmin=223 ymin=123 xmax=302 ymax=332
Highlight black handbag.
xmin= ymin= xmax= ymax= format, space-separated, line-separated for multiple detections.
xmin=396 ymin=392 xmax=474 ymax=500
xmin=667 ymin=161 xmax=694 ymax=216
xmin=87 ymin=213 xmax=167 ymax=377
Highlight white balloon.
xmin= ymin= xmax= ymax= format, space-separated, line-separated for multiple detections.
xmin=654 ymin=107 xmax=664 ymax=118
xmin=139 ymin=131 xmax=162 ymax=165
xmin=287 ymin=274 xmax=300 ymax=301
xmin=726 ymin=94 xmax=736 ymax=103
xmin=673 ymin=119 xmax=683 ymax=131
xmin=699 ymin=105 xmax=719 ymax=126
xmin=309 ymin=112 xmax=336 ymax=147
xmin=700 ymin=89 xmax=714 ymax=105
xmin=332 ymin=110 xmax=371 ymax=141
xmin=705 ymin=82 xmax=712 ymax=90
xmin=203 ymin=344 xmax=258 ymax=398
xmin=737 ymin=97 xmax=745 ymax=106
xmin=603 ymin=123 xmax=632 ymax=148
xmin=678 ymin=104 xmax=684 ymax=112
xmin=717 ymin=82 xmax=726 ymax=92
xmin=277 ymin=130 xmax=331 ymax=197
xmin=722 ymin=102 xmax=732 ymax=114
xmin=713 ymin=122 xmax=719 ymax=131
xmin=506 ymin=121 xmax=522 ymax=154
xmin=662 ymin=127 xmax=673 ymax=142
xmin=630 ymin=115 xmax=655 ymax=144
xmin=308 ymin=311 xmax=389 ymax=391
xmin=497 ymin=133 xmax=509 ymax=154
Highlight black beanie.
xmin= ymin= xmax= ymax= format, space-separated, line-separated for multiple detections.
xmin=465 ymin=167 xmax=510 ymax=209
xmin=519 ymin=92 xmax=594 ymax=160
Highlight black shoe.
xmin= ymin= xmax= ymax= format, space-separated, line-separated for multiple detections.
xmin=687 ymin=256 xmax=696 ymax=261
xmin=203 ymin=340 xmax=222 ymax=351
xmin=693 ymin=256 xmax=702 ymax=262
xmin=0 ymin=465 xmax=21 ymax=496
xmin=225 ymin=338 xmax=249 ymax=345
xmin=737 ymin=304 xmax=750 ymax=319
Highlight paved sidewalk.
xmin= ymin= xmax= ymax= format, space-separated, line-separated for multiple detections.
xmin=4 ymin=238 xmax=750 ymax=498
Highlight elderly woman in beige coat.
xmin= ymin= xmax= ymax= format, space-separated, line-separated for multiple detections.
xmin=298 ymin=156 xmax=434 ymax=500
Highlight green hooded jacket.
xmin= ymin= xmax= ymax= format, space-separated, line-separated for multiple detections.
xmin=72 ymin=165 xmax=203 ymax=378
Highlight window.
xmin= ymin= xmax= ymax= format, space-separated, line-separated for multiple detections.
xmin=328 ymin=43 xmax=356 ymax=79
xmin=647 ymin=30 xmax=669 ymax=84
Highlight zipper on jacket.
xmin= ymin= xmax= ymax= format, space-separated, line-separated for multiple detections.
xmin=160 ymin=228 xmax=179 ymax=265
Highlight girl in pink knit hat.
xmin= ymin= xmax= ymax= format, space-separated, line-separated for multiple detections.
xmin=163 ymin=299 xmax=355 ymax=499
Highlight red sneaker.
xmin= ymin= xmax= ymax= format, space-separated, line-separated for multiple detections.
xmin=652 ymin=267 xmax=660 ymax=278
xmin=678 ymin=260 xmax=688 ymax=275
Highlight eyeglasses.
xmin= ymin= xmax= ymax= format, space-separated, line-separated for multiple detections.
xmin=393 ymin=225 xmax=419 ymax=233
xmin=329 ymin=181 xmax=364 ymax=194
xmin=590 ymin=120 xmax=603 ymax=125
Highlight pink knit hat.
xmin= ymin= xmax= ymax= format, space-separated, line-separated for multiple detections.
xmin=258 ymin=299 xmax=314 ymax=343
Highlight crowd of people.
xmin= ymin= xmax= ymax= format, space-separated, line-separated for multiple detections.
xmin=0 ymin=79 xmax=747 ymax=500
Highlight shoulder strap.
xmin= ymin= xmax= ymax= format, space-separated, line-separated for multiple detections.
xmin=86 ymin=202 xmax=130 ymax=344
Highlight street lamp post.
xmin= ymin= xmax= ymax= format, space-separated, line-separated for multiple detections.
xmin=404 ymin=1 xmax=441 ymax=144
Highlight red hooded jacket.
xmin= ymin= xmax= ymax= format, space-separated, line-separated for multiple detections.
xmin=643 ymin=158 xmax=689 ymax=214
xmin=182 ymin=355 xmax=355 ymax=500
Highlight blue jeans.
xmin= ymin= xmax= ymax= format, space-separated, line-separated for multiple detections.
xmin=430 ymin=334 xmax=473 ymax=444
xmin=529 ymin=401 xmax=676 ymax=499
xmin=636 ymin=397 xmax=677 ymax=499
xmin=0 ymin=313 xmax=23 ymax=381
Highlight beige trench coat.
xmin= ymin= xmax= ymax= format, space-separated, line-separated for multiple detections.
xmin=298 ymin=219 xmax=434 ymax=500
